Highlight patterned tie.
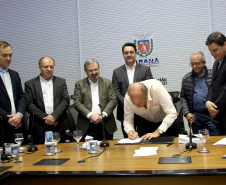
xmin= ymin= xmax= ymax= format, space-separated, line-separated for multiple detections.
xmin=3 ymin=70 xmax=16 ymax=114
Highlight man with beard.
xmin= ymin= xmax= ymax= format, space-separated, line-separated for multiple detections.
xmin=74 ymin=58 xmax=117 ymax=140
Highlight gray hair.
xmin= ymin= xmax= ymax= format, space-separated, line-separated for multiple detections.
xmin=84 ymin=58 xmax=99 ymax=71
xmin=190 ymin=51 xmax=205 ymax=62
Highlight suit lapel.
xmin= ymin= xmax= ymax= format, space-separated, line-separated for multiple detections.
xmin=134 ymin=63 xmax=140 ymax=82
xmin=52 ymin=76 xmax=57 ymax=101
xmin=0 ymin=72 xmax=9 ymax=98
xmin=98 ymin=77 xmax=103 ymax=107
xmin=85 ymin=78 xmax=92 ymax=102
xmin=121 ymin=65 xmax=129 ymax=86
xmin=35 ymin=76 xmax=44 ymax=104
xmin=8 ymin=69 xmax=17 ymax=101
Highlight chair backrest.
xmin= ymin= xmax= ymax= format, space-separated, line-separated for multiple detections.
xmin=168 ymin=91 xmax=188 ymax=135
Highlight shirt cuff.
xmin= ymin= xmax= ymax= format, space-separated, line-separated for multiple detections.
xmin=17 ymin=112 xmax=23 ymax=117
xmin=87 ymin=112 xmax=93 ymax=119
xmin=102 ymin=112 xmax=108 ymax=118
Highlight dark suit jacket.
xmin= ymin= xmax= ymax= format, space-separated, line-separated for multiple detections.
xmin=74 ymin=77 xmax=117 ymax=136
xmin=207 ymin=55 xmax=226 ymax=126
xmin=0 ymin=68 xmax=26 ymax=144
xmin=25 ymin=76 xmax=70 ymax=138
xmin=112 ymin=63 xmax=153 ymax=121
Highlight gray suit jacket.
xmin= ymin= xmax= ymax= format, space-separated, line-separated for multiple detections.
xmin=25 ymin=76 xmax=70 ymax=135
xmin=112 ymin=63 xmax=153 ymax=121
xmin=74 ymin=77 xmax=117 ymax=135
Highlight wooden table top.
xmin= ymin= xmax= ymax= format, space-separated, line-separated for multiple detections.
xmin=1 ymin=136 xmax=226 ymax=174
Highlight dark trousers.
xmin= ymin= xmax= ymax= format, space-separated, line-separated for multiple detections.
xmin=82 ymin=123 xmax=113 ymax=141
xmin=136 ymin=118 xmax=181 ymax=137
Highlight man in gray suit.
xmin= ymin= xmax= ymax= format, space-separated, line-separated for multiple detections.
xmin=74 ymin=58 xmax=117 ymax=140
xmin=25 ymin=57 xmax=70 ymax=144
xmin=112 ymin=43 xmax=153 ymax=138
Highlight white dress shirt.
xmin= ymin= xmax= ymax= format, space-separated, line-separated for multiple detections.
xmin=86 ymin=79 xmax=108 ymax=119
xmin=123 ymin=79 xmax=177 ymax=133
xmin=40 ymin=75 xmax=54 ymax=114
xmin=125 ymin=63 xmax=136 ymax=85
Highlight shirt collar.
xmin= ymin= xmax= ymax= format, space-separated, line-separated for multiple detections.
xmin=125 ymin=62 xmax=136 ymax=69
xmin=0 ymin=67 xmax=8 ymax=73
xmin=88 ymin=78 xmax=99 ymax=85
xmin=39 ymin=75 xmax=53 ymax=82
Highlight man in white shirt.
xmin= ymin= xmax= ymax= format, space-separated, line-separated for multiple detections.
xmin=74 ymin=58 xmax=117 ymax=140
xmin=112 ymin=43 xmax=153 ymax=138
xmin=124 ymin=79 xmax=180 ymax=140
xmin=25 ymin=57 xmax=70 ymax=144
xmin=0 ymin=41 xmax=26 ymax=146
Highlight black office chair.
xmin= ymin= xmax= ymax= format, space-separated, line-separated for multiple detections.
xmin=168 ymin=91 xmax=187 ymax=135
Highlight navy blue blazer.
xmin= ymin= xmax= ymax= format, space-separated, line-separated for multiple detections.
xmin=0 ymin=68 xmax=26 ymax=144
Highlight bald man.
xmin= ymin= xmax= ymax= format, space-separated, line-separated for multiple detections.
xmin=123 ymin=79 xmax=180 ymax=140
xmin=25 ymin=57 xmax=70 ymax=144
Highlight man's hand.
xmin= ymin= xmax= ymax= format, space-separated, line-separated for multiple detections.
xmin=186 ymin=113 xmax=196 ymax=123
xmin=206 ymin=101 xmax=219 ymax=118
xmin=140 ymin=130 xmax=161 ymax=140
xmin=90 ymin=113 xmax=102 ymax=125
xmin=128 ymin=130 xmax=138 ymax=140
xmin=7 ymin=113 xmax=23 ymax=129
xmin=53 ymin=121 xmax=58 ymax=127
xmin=43 ymin=115 xmax=56 ymax=125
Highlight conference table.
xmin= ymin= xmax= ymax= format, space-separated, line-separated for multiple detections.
xmin=1 ymin=136 xmax=226 ymax=185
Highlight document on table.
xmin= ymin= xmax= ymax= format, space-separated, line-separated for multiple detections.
xmin=133 ymin=147 xmax=158 ymax=157
xmin=213 ymin=138 xmax=226 ymax=145
xmin=116 ymin=138 xmax=141 ymax=144
xmin=178 ymin=134 xmax=202 ymax=144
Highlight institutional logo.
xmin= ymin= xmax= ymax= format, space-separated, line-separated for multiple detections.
xmin=158 ymin=77 xmax=167 ymax=85
xmin=133 ymin=32 xmax=153 ymax=58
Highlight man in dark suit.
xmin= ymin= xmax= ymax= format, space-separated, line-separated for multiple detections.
xmin=0 ymin=41 xmax=26 ymax=146
xmin=112 ymin=43 xmax=153 ymax=138
xmin=206 ymin=32 xmax=226 ymax=135
xmin=74 ymin=58 xmax=117 ymax=141
xmin=25 ymin=57 xmax=70 ymax=144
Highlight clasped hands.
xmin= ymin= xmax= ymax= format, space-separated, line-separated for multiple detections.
xmin=128 ymin=130 xmax=161 ymax=140
xmin=90 ymin=113 xmax=103 ymax=125
xmin=43 ymin=115 xmax=58 ymax=127
xmin=7 ymin=113 xmax=23 ymax=129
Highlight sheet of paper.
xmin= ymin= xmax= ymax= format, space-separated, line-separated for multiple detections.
xmin=133 ymin=147 xmax=158 ymax=156
xmin=116 ymin=138 xmax=141 ymax=144
xmin=178 ymin=134 xmax=202 ymax=144
xmin=213 ymin=138 xmax=226 ymax=145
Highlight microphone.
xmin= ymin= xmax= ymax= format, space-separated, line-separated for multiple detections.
xmin=98 ymin=104 xmax=109 ymax=147
xmin=185 ymin=116 xmax=197 ymax=150
xmin=27 ymin=113 xmax=38 ymax=153
xmin=194 ymin=113 xmax=218 ymax=124
xmin=185 ymin=113 xmax=218 ymax=150
xmin=0 ymin=116 xmax=11 ymax=162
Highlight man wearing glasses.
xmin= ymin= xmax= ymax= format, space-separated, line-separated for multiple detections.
xmin=180 ymin=51 xmax=220 ymax=135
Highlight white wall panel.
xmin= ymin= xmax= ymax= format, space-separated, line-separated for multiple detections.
xmin=78 ymin=0 xmax=212 ymax=92
xmin=0 ymin=0 xmax=80 ymax=95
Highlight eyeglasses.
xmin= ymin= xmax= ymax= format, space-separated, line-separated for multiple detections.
xmin=189 ymin=62 xmax=202 ymax=67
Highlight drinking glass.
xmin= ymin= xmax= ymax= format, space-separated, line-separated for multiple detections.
xmin=197 ymin=129 xmax=210 ymax=153
xmin=14 ymin=133 xmax=24 ymax=145
xmin=73 ymin=130 xmax=82 ymax=150
xmin=14 ymin=133 xmax=24 ymax=153
xmin=53 ymin=132 xmax=62 ymax=153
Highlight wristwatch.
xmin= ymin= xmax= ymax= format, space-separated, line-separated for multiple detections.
xmin=157 ymin=129 xmax=164 ymax=135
